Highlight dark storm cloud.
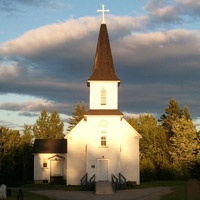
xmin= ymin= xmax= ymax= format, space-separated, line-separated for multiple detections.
xmin=1 ymin=15 xmax=200 ymax=118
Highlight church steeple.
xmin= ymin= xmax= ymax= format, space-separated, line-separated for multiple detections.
xmin=87 ymin=6 xmax=120 ymax=111
xmin=87 ymin=23 xmax=120 ymax=86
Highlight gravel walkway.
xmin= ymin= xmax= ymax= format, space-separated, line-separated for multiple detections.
xmin=31 ymin=187 xmax=172 ymax=200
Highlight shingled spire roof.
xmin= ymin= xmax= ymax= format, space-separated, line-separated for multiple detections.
xmin=87 ymin=23 xmax=120 ymax=86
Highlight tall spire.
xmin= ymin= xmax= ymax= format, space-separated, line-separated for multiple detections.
xmin=87 ymin=23 xmax=120 ymax=86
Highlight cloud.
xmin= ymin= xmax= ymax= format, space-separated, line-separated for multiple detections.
xmin=0 ymin=16 xmax=148 ymax=58
xmin=0 ymin=0 xmax=66 ymax=13
xmin=1 ymin=15 xmax=200 ymax=119
xmin=150 ymin=6 xmax=178 ymax=22
xmin=0 ymin=100 xmax=74 ymax=115
xmin=18 ymin=111 xmax=39 ymax=117
xmin=0 ymin=62 xmax=88 ymax=104
xmin=144 ymin=1 xmax=179 ymax=22
xmin=176 ymin=0 xmax=200 ymax=16
xmin=0 ymin=119 xmax=22 ymax=129
xmin=176 ymin=0 xmax=200 ymax=9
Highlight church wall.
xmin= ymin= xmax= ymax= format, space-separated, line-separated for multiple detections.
xmin=82 ymin=115 xmax=124 ymax=182
xmin=89 ymin=82 xmax=118 ymax=109
xmin=33 ymin=153 xmax=67 ymax=184
xmin=66 ymin=120 xmax=87 ymax=185
xmin=66 ymin=115 xmax=141 ymax=185
xmin=120 ymin=119 xmax=140 ymax=184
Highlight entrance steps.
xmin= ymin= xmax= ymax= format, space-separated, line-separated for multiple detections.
xmin=95 ymin=181 xmax=114 ymax=194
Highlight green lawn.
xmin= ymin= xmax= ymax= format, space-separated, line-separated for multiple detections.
xmin=136 ymin=181 xmax=186 ymax=200
xmin=22 ymin=181 xmax=186 ymax=200
xmin=23 ymin=183 xmax=81 ymax=191
xmin=6 ymin=191 xmax=53 ymax=200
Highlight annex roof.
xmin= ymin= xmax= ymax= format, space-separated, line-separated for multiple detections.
xmin=32 ymin=139 xmax=67 ymax=153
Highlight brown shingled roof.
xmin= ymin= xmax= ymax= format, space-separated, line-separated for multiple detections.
xmin=33 ymin=139 xmax=67 ymax=153
xmin=87 ymin=24 xmax=120 ymax=86
xmin=85 ymin=109 xmax=123 ymax=116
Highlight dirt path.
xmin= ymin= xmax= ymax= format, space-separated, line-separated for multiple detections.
xmin=186 ymin=179 xmax=200 ymax=200
xmin=31 ymin=187 xmax=172 ymax=200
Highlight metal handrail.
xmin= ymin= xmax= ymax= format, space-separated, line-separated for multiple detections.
xmin=119 ymin=173 xmax=126 ymax=189
xmin=89 ymin=174 xmax=96 ymax=191
xmin=111 ymin=173 xmax=118 ymax=191
xmin=89 ymin=174 xmax=95 ymax=184
xmin=80 ymin=173 xmax=88 ymax=186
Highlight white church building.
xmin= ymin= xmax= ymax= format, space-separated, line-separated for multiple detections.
xmin=33 ymin=9 xmax=141 ymax=186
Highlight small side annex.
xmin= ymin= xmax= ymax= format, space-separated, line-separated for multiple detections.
xmin=33 ymin=139 xmax=67 ymax=184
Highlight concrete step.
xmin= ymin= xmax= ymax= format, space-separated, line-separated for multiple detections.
xmin=95 ymin=181 xmax=114 ymax=194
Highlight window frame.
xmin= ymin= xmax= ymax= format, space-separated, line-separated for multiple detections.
xmin=101 ymin=136 xmax=107 ymax=147
xmin=101 ymin=88 xmax=106 ymax=105
xmin=43 ymin=157 xmax=47 ymax=168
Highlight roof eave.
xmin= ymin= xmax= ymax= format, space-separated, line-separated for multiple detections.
xmin=87 ymin=80 xmax=120 ymax=87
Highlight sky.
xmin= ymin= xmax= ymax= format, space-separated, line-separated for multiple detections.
xmin=1 ymin=0 xmax=200 ymax=132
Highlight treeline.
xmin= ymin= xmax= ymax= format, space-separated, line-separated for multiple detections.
xmin=1 ymin=100 xmax=200 ymax=185
xmin=0 ymin=110 xmax=64 ymax=186
xmin=127 ymin=99 xmax=200 ymax=181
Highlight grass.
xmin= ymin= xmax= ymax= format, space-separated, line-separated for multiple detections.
xmin=22 ymin=181 xmax=186 ymax=200
xmin=6 ymin=191 xmax=53 ymax=200
xmin=22 ymin=183 xmax=81 ymax=191
xmin=160 ymin=182 xmax=186 ymax=200
xmin=135 ymin=181 xmax=186 ymax=200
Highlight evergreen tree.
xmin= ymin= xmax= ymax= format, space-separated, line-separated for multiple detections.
xmin=183 ymin=106 xmax=191 ymax=120
xmin=170 ymin=117 xmax=197 ymax=177
xmin=19 ymin=124 xmax=34 ymax=182
xmin=33 ymin=109 xmax=64 ymax=139
xmin=49 ymin=111 xmax=64 ymax=139
xmin=160 ymin=99 xmax=182 ymax=140
xmin=33 ymin=110 xmax=49 ymax=139
xmin=67 ymin=102 xmax=86 ymax=132
xmin=0 ymin=127 xmax=21 ymax=185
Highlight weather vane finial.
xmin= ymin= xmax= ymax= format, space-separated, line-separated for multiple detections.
xmin=97 ymin=5 xmax=109 ymax=24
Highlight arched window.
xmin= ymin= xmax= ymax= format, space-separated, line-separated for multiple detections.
xmin=101 ymin=88 xmax=106 ymax=105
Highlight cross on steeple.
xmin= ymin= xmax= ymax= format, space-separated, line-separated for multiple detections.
xmin=97 ymin=5 xmax=109 ymax=24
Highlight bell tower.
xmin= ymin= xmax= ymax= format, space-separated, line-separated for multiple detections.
xmin=87 ymin=9 xmax=120 ymax=111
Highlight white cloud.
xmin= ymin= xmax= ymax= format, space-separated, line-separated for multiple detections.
xmin=113 ymin=29 xmax=200 ymax=64
xmin=0 ymin=15 xmax=149 ymax=58
xmin=0 ymin=99 xmax=72 ymax=114
xmin=0 ymin=17 xmax=99 ymax=56
xmin=143 ymin=0 xmax=178 ymax=22
xmin=150 ymin=5 xmax=178 ymax=21
xmin=143 ymin=0 xmax=166 ymax=11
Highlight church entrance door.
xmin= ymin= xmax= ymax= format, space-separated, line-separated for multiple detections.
xmin=99 ymin=160 xmax=108 ymax=181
